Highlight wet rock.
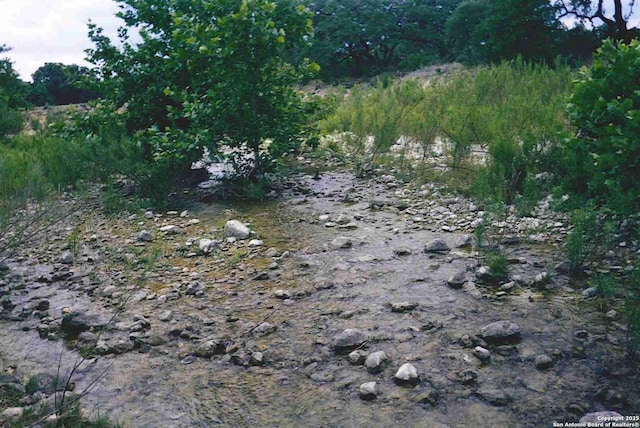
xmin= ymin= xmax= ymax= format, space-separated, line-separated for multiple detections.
xmin=77 ymin=331 xmax=97 ymax=345
xmin=59 ymin=251 xmax=74 ymax=264
xmin=330 ymin=237 xmax=353 ymax=249
xmin=456 ymin=234 xmax=474 ymax=248
xmin=394 ymin=363 xmax=419 ymax=385
xmin=101 ymin=285 xmax=117 ymax=297
xmin=580 ymin=411 xmax=623 ymax=423
xmin=224 ymin=220 xmax=250 ymax=239
xmin=137 ymin=230 xmax=153 ymax=242
xmin=595 ymin=386 xmax=629 ymax=409
xmin=447 ymin=271 xmax=467 ymax=288
xmin=582 ymin=287 xmax=598 ymax=298
xmin=555 ymin=260 xmax=571 ymax=274
xmin=457 ymin=369 xmax=478 ymax=385
xmin=111 ymin=340 xmax=135 ymax=354
xmin=532 ymin=271 xmax=550 ymax=287
xmin=273 ymin=289 xmax=292 ymax=300
xmin=254 ymin=322 xmax=277 ymax=336
xmin=480 ymin=320 xmax=522 ymax=345
xmin=476 ymin=387 xmax=511 ymax=406
xmin=359 ymin=381 xmax=377 ymax=400
xmin=158 ymin=310 xmax=173 ymax=322
xmin=413 ymin=387 xmax=439 ymax=406
xmin=253 ymin=271 xmax=270 ymax=281
xmin=473 ymin=346 xmax=491 ymax=362
xmin=146 ymin=334 xmax=168 ymax=346
xmin=249 ymin=352 xmax=264 ymax=366
xmin=31 ymin=373 xmax=64 ymax=394
xmin=500 ymin=281 xmax=516 ymax=291
xmin=198 ymin=239 xmax=219 ymax=254
xmin=333 ymin=328 xmax=368 ymax=353
xmin=1 ymin=407 xmax=24 ymax=422
xmin=195 ymin=340 xmax=225 ymax=358
xmin=348 ymin=350 xmax=368 ymax=365
xmin=424 ymin=238 xmax=450 ymax=253
xmin=475 ymin=266 xmax=492 ymax=281
xmin=185 ymin=281 xmax=205 ymax=296
xmin=391 ymin=302 xmax=418 ymax=312
xmin=310 ymin=371 xmax=335 ymax=383
xmin=159 ymin=225 xmax=181 ymax=235
xmin=365 ymin=351 xmax=388 ymax=373
xmin=534 ymin=354 xmax=554 ymax=370
xmin=34 ymin=299 xmax=50 ymax=311
xmin=61 ymin=312 xmax=105 ymax=338
xmin=180 ymin=355 xmax=197 ymax=365
xmin=393 ymin=247 xmax=412 ymax=256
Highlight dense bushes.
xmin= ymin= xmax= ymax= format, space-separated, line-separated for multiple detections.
xmin=562 ymin=39 xmax=640 ymax=214
xmin=323 ymin=61 xmax=572 ymax=203
xmin=86 ymin=0 xmax=316 ymax=183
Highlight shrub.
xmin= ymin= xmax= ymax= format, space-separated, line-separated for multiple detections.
xmin=0 ymin=90 xmax=23 ymax=138
xmin=563 ymin=39 xmax=640 ymax=214
xmin=322 ymin=60 xmax=571 ymax=203
xmin=564 ymin=208 xmax=615 ymax=277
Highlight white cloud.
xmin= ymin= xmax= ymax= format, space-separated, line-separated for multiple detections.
xmin=0 ymin=0 xmax=123 ymax=81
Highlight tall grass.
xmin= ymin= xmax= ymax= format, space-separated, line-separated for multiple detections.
xmin=322 ymin=60 xmax=572 ymax=204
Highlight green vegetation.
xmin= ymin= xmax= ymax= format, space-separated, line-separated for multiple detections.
xmin=323 ymin=60 xmax=572 ymax=204
xmin=85 ymin=0 xmax=317 ymax=185
xmin=561 ymin=39 xmax=640 ymax=215
xmin=28 ymin=62 xmax=100 ymax=106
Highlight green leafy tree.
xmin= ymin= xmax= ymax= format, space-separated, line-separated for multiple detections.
xmin=0 ymin=45 xmax=28 ymax=109
xmin=563 ymin=39 xmax=640 ymax=213
xmin=0 ymin=45 xmax=24 ymax=138
xmin=29 ymin=63 xmax=99 ymax=106
xmin=446 ymin=0 xmax=563 ymax=64
xmin=86 ymin=0 xmax=316 ymax=180
xmin=556 ymin=0 xmax=640 ymax=42
xmin=305 ymin=0 xmax=462 ymax=78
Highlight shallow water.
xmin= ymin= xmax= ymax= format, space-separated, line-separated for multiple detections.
xmin=1 ymin=171 xmax=637 ymax=427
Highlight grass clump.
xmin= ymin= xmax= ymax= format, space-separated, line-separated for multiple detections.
xmin=322 ymin=60 xmax=572 ymax=205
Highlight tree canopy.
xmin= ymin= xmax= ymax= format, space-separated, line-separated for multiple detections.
xmin=556 ymin=0 xmax=640 ymax=42
xmin=29 ymin=63 xmax=100 ymax=106
xmin=304 ymin=0 xmax=462 ymax=78
xmin=86 ymin=0 xmax=317 ymax=179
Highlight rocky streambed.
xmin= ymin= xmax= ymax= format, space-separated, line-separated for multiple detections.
xmin=1 ymin=169 xmax=638 ymax=427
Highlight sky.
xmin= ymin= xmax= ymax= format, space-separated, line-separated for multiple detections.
xmin=1 ymin=1 xmax=639 ymax=82
xmin=0 ymin=0 xmax=123 ymax=82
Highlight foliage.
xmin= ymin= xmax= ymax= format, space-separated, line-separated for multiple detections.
xmin=303 ymin=0 xmax=462 ymax=79
xmin=0 ymin=45 xmax=25 ymax=138
xmin=484 ymin=249 xmax=510 ymax=281
xmin=0 ymin=45 xmax=29 ymax=109
xmin=555 ymin=0 xmax=640 ymax=42
xmin=28 ymin=62 xmax=100 ymax=106
xmin=0 ymin=88 xmax=23 ymax=138
xmin=323 ymin=61 xmax=572 ymax=202
xmin=86 ymin=0 xmax=316 ymax=182
xmin=564 ymin=207 xmax=615 ymax=277
xmin=562 ymin=39 xmax=640 ymax=214
xmin=446 ymin=0 xmax=563 ymax=64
